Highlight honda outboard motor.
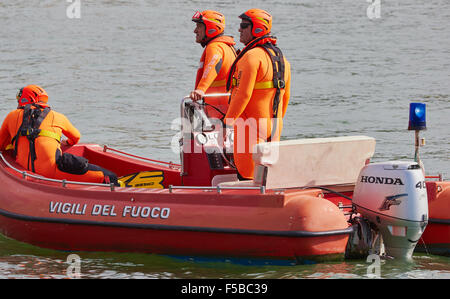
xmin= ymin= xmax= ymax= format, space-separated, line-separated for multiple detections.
xmin=352 ymin=161 xmax=428 ymax=260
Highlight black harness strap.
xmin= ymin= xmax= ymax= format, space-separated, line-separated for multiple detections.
xmin=226 ymin=36 xmax=286 ymax=142
xmin=226 ymin=35 xmax=271 ymax=93
xmin=11 ymin=104 xmax=51 ymax=172
xmin=259 ymin=42 xmax=285 ymax=142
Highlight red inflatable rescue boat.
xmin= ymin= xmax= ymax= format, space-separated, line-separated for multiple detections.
xmin=0 ymin=98 xmax=448 ymax=263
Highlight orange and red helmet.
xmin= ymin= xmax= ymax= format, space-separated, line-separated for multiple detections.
xmin=239 ymin=8 xmax=272 ymax=37
xmin=16 ymin=85 xmax=49 ymax=107
xmin=192 ymin=10 xmax=225 ymax=38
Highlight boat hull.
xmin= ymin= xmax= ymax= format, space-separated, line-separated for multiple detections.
xmin=0 ymin=146 xmax=351 ymax=263
xmin=0 ymin=211 xmax=350 ymax=262
xmin=1 ymin=145 xmax=447 ymax=261
xmin=416 ymin=181 xmax=450 ymax=256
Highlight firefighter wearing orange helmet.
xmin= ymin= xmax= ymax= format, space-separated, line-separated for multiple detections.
xmin=0 ymin=85 xmax=118 ymax=185
xmin=190 ymin=10 xmax=237 ymax=119
xmin=224 ymin=9 xmax=291 ymax=180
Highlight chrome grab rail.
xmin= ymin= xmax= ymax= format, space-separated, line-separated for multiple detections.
xmin=180 ymin=93 xmax=230 ymax=129
xmin=202 ymin=93 xmax=231 ymax=98
xmin=102 ymin=145 xmax=181 ymax=168
xmin=168 ymin=185 xmax=266 ymax=194
xmin=0 ymin=152 xmax=116 ymax=191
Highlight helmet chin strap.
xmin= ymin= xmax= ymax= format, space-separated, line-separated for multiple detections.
xmin=200 ymin=33 xmax=223 ymax=48
xmin=200 ymin=36 xmax=209 ymax=48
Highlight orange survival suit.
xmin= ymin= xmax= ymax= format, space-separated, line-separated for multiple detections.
xmin=224 ymin=36 xmax=291 ymax=180
xmin=195 ymin=35 xmax=237 ymax=119
xmin=0 ymin=104 xmax=114 ymax=184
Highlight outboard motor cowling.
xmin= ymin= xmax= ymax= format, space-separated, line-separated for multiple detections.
xmin=352 ymin=161 xmax=428 ymax=260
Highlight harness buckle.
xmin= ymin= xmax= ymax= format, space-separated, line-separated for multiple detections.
xmin=277 ymin=80 xmax=285 ymax=89
xmin=20 ymin=128 xmax=28 ymax=136
xmin=26 ymin=128 xmax=41 ymax=139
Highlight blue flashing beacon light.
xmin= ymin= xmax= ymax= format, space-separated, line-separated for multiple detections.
xmin=408 ymin=103 xmax=426 ymax=131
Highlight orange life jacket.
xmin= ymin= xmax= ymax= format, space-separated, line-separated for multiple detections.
xmin=0 ymin=105 xmax=105 ymax=183
xmin=224 ymin=35 xmax=291 ymax=179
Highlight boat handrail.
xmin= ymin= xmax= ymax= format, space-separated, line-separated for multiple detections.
xmin=0 ymin=152 xmax=116 ymax=191
xmin=180 ymin=93 xmax=230 ymax=129
xmin=169 ymin=185 xmax=266 ymax=194
xmin=102 ymin=145 xmax=181 ymax=168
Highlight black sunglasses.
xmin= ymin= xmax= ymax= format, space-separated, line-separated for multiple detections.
xmin=240 ymin=22 xmax=251 ymax=29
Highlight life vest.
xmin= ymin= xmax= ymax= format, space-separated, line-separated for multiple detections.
xmin=226 ymin=35 xmax=285 ymax=141
xmin=10 ymin=104 xmax=61 ymax=172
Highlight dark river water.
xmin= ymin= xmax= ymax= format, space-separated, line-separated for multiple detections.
xmin=0 ymin=0 xmax=448 ymax=279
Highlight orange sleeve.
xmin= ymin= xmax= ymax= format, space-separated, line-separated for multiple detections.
xmin=282 ymin=59 xmax=291 ymax=118
xmin=223 ymin=53 xmax=259 ymax=126
xmin=196 ymin=44 xmax=224 ymax=92
xmin=0 ymin=112 xmax=14 ymax=151
xmin=55 ymin=112 xmax=81 ymax=145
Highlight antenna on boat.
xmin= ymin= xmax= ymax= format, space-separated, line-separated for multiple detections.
xmin=408 ymin=102 xmax=426 ymax=172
